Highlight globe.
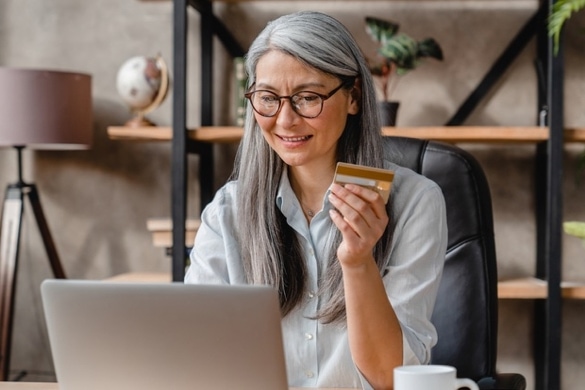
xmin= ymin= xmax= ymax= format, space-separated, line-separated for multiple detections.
xmin=116 ymin=55 xmax=169 ymax=127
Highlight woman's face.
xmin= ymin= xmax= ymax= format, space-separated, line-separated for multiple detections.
xmin=252 ymin=50 xmax=359 ymax=170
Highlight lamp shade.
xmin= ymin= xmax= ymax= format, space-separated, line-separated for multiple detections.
xmin=0 ymin=67 xmax=92 ymax=149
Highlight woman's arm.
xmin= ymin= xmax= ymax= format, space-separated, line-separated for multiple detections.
xmin=328 ymin=180 xmax=446 ymax=389
xmin=328 ymin=183 xmax=402 ymax=389
xmin=342 ymin=256 xmax=403 ymax=390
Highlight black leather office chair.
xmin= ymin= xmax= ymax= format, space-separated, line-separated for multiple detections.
xmin=383 ymin=136 xmax=526 ymax=390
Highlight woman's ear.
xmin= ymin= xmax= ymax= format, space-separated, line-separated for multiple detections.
xmin=348 ymin=77 xmax=362 ymax=115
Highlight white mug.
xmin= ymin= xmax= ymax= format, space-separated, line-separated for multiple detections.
xmin=394 ymin=365 xmax=479 ymax=390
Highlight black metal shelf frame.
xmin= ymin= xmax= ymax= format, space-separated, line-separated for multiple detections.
xmin=170 ymin=1 xmax=564 ymax=389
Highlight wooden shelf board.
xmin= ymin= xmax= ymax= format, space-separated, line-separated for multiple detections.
xmin=141 ymin=0 xmax=540 ymax=3
xmin=566 ymin=127 xmax=585 ymax=142
xmin=143 ymin=219 xmax=585 ymax=300
xmin=107 ymin=126 xmax=243 ymax=143
xmin=108 ymin=126 xmax=585 ymax=144
xmin=498 ymin=277 xmax=585 ymax=299
xmin=382 ymin=126 xmax=547 ymax=143
xmin=105 ymin=272 xmax=171 ymax=283
xmin=147 ymin=218 xmax=200 ymax=248
xmin=147 ymin=218 xmax=201 ymax=231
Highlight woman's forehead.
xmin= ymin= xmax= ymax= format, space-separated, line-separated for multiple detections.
xmin=254 ymin=51 xmax=335 ymax=88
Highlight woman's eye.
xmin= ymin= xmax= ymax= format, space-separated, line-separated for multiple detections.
xmin=259 ymin=95 xmax=278 ymax=103
xmin=296 ymin=93 xmax=319 ymax=104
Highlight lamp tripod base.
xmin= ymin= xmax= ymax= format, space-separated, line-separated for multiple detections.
xmin=0 ymin=182 xmax=66 ymax=381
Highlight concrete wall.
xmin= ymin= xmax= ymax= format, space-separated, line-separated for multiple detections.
xmin=1 ymin=0 xmax=584 ymax=388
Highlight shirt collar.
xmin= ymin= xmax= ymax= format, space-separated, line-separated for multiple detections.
xmin=276 ymin=168 xmax=333 ymax=220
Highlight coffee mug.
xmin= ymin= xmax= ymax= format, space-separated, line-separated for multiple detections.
xmin=394 ymin=365 xmax=479 ymax=390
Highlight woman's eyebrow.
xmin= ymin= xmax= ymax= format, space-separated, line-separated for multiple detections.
xmin=254 ymin=81 xmax=327 ymax=91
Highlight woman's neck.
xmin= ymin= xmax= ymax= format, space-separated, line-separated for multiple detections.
xmin=288 ymin=164 xmax=335 ymax=215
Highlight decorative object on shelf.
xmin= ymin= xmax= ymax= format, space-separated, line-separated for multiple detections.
xmin=0 ymin=67 xmax=92 ymax=380
xmin=365 ymin=16 xmax=443 ymax=126
xmin=233 ymin=57 xmax=248 ymax=127
xmin=548 ymin=0 xmax=585 ymax=55
xmin=116 ymin=55 xmax=169 ymax=127
xmin=564 ymin=221 xmax=585 ymax=247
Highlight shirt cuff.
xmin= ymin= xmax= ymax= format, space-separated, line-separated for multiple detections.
xmin=355 ymin=333 xmax=420 ymax=389
xmin=402 ymin=333 xmax=421 ymax=365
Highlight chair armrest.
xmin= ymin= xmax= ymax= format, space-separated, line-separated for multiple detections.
xmin=477 ymin=373 xmax=527 ymax=390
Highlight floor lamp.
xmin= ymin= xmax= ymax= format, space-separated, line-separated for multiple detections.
xmin=0 ymin=68 xmax=92 ymax=381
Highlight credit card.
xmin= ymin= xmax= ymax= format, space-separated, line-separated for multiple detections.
xmin=333 ymin=162 xmax=394 ymax=204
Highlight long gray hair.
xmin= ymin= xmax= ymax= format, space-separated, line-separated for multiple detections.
xmin=231 ymin=11 xmax=392 ymax=323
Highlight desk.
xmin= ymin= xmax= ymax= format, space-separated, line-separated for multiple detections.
xmin=0 ymin=384 xmax=352 ymax=390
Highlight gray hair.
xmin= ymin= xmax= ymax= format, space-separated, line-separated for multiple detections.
xmin=231 ymin=11 xmax=391 ymax=323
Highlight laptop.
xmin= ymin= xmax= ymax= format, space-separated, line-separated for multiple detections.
xmin=40 ymin=279 xmax=289 ymax=390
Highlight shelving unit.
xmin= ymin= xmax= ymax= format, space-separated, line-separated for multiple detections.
xmin=119 ymin=1 xmax=577 ymax=389
xmin=106 ymin=124 xmax=585 ymax=302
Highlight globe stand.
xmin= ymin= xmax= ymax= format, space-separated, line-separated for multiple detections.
xmin=125 ymin=112 xmax=156 ymax=127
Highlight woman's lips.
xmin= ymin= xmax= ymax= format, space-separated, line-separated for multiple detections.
xmin=278 ymin=134 xmax=313 ymax=142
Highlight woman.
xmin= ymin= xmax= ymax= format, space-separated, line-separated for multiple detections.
xmin=185 ymin=11 xmax=447 ymax=390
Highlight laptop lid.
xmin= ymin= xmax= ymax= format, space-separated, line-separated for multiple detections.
xmin=40 ymin=279 xmax=288 ymax=390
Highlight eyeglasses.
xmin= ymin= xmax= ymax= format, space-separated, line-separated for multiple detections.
xmin=244 ymin=82 xmax=347 ymax=119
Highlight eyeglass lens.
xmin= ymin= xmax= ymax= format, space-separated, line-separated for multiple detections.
xmin=247 ymin=91 xmax=323 ymax=118
xmin=245 ymin=82 xmax=346 ymax=119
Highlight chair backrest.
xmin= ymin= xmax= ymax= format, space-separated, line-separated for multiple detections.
xmin=383 ymin=136 xmax=498 ymax=381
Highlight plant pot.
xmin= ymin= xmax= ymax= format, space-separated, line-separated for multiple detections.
xmin=378 ymin=101 xmax=400 ymax=126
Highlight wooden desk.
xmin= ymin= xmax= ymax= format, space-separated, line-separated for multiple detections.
xmin=0 ymin=385 xmax=57 ymax=390
xmin=0 ymin=384 xmax=352 ymax=390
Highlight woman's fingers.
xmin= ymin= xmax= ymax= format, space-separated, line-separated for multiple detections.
xmin=328 ymin=183 xmax=389 ymax=247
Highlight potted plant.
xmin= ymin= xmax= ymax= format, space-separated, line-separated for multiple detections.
xmin=364 ymin=16 xmax=444 ymax=126
xmin=548 ymin=1 xmax=585 ymax=239
xmin=547 ymin=0 xmax=585 ymax=173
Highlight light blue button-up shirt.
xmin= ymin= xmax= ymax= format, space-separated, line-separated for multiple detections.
xmin=185 ymin=162 xmax=447 ymax=389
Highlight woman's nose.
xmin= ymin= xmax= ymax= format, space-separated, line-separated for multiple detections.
xmin=275 ymin=99 xmax=299 ymax=128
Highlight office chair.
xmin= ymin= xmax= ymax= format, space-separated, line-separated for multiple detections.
xmin=383 ymin=136 xmax=526 ymax=390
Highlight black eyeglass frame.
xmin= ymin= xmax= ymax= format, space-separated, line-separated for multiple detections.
xmin=244 ymin=81 xmax=348 ymax=119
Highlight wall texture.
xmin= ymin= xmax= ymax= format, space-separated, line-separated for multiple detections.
xmin=0 ymin=0 xmax=584 ymax=389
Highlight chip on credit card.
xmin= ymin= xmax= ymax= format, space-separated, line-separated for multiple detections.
xmin=333 ymin=162 xmax=394 ymax=204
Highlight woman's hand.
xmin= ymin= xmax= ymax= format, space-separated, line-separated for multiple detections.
xmin=328 ymin=182 xmax=389 ymax=267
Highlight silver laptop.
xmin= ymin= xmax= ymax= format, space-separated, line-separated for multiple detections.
xmin=40 ymin=279 xmax=288 ymax=390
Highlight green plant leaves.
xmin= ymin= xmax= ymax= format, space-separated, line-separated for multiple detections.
xmin=564 ymin=221 xmax=585 ymax=248
xmin=417 ymin=38 xmax=444 ymax=61
xmin=548 ymin=0 xmax=585 ymax=55
xmin=564 ymin=221 xmax=585 ymax=238
xmin=378 ymin=34 xmax=419 ymax=70
xmin=365 ymin=16 xmax=443 ymax=74
xmin=365 ymin=16 xmax=400 ymax=45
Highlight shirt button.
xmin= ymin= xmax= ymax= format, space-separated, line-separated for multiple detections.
xmin=305 ymin=333 xmax=313 ymax=340
xmin=305 ymin=370 xmax=314 ymax=378
xmin=308 ymin=291 xmax=315 ymax=299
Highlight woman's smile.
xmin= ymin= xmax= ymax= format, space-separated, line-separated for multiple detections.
xmin=277 ymin=134 xmax=313 ymax=144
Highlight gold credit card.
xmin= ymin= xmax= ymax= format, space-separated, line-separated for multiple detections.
xmin=333 ymin=162 xmax=394 ymax=204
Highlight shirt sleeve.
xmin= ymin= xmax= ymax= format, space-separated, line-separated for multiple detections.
xmin=383 ymin=169 xmax=448 ymax=365
xmin=184 ymin=182 xmax=246 ymax=285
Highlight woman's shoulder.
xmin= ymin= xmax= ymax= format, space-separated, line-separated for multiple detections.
xmin=384 ymin=161 xmax=441 ymax=193
xmin=215 ymin=180 xmax=238 ymax=198
xmin=202 ymin=180 xmax=238 ymax=216
xmin=384 ymin=162 xmax=447 ymax=232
